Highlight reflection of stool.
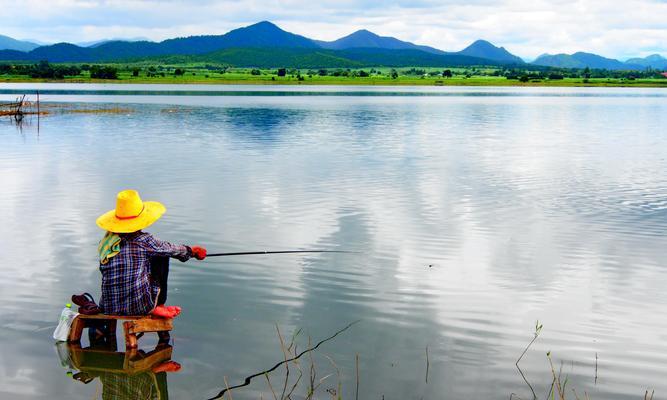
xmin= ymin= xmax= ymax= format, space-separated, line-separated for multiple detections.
xmin=66 ymin=342 xmax=174 ymax=398
xmin=68 ymin=314 xmax=173 ymax=349
xmin=69 ymin=342 xmax=174 ymax=374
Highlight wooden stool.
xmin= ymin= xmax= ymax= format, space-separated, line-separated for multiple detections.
xmin=68 ymin=314 xmax=173 ymax=349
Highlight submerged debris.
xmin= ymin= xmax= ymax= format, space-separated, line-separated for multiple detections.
xmin=65 ymin=107 xmax=133 ymax=114
xmin=2 ymin=96 xmax=134 ymax=119
xmin=0 ymin=95 xmax=46 ymax=121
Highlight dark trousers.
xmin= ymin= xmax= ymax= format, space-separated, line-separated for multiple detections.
xmin=89 ymin=258 xmax=171 ymax=342
xmin=150 ymin=256 xmax=170 ymax=306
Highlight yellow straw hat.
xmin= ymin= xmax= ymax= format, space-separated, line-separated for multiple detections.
xmin=96 ymin=190 xmax=166 ymax=233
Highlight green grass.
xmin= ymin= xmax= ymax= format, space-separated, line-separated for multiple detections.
xmin=2 ymin=66 xmax=667 ymax=87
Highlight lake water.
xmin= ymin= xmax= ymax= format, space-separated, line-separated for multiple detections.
xmin=1 ymin=84 xmax=666 ymax=400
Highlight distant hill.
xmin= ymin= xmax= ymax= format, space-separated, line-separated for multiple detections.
xmin=532 ymin=54 xmax=581 ymax=68
xmin=28 ymin=42 xmax=103 ymax=62
xmin=77 ymin=37 xmax=150 ymax=48
xmin=156 ymin=21 xmax=319 ymax=56
xmin=625 ymin=54 xmax=667 ymax=69
xmin=148 ymin=47 xmax=502 ymax=69
xmin=0 ymin=49 xmax=28 ymax=60
xmin=155 ymin=48 xmax=363 ymax=68
xmin=337 ymin=48 xmax=494 ymax=67
xmin=0 ymin=21 xmax=506 ymax=67
xmin=0 ymin=21 xmax=662 ymax=71
xmin=205 ymin=20 xmax=317 ymax=48
xmin=0 ymin=21 xmax=321 ymax=63
xmin=317 ymin=29 xmax=444 ymax=54
xmin=0 ymin=34 xmax=40 ymax=52
xmin=52 ymin=22 xmax=319 ymax=62
xmin=572 ymin=52 xmax=641 ymax=70
xmin=532 ymin=52 xmax=644 ymax=70
xmin=457 ymin=40 xmax=524 ymax=64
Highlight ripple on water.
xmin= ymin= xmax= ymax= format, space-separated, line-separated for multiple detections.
xmin=0 ymin=88 xmax=666 ymax=399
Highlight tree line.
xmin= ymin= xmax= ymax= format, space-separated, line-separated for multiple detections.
xmin=0 ymin=61 xmax=119 ymax=79
xmin=1 ymin=61 xmax=665 ymax=81
xmin=0 ymin=61 xmax=82 ymax=79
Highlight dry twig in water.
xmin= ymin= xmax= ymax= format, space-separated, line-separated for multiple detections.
xmin=208 ymin=320 xmax=360 ymax=400
xmin=515 ymin=321 xmax=543 ymax=400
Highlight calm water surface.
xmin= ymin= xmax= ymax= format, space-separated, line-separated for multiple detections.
xmin=1 ymin=84 xmax=666 ymax=399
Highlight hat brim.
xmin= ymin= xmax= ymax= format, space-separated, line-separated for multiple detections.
xmin=96 ymin=201 xmax=166 ymax=233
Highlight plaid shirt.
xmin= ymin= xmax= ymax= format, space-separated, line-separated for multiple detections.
xmin=99 ymin=231 xmax=191 ymax=316
xmin=100 ymin=372 xmax=158 ymax=400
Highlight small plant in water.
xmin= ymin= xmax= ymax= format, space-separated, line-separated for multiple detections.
xmin=512 ymin=322 xmax=655 ymax=400
xmin=209 ymin=321 xmax=358 ymax=400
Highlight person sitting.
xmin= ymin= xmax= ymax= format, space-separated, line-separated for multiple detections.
xmin=96 ymin=189 xmax=206 ymax=319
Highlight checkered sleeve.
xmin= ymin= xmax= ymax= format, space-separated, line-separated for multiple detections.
xmin=138 ymin=233 xmax=192 ymax=262
xmin=100 ymin=372 xmax=157 ymax=398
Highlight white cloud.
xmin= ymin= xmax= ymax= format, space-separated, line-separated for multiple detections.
xmin=0 ymin=0 xmax=665 ymax=59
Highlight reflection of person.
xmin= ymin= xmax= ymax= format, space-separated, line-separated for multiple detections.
xmin=67 ymin=341 xmax=180 ymax=400
xmin=96 ymin=190 xmax=207 ymax=320
xmin=96 ymin=359 xmax=180 ymax=400
xmin=98 ymin=371 xmax=166 ymax=399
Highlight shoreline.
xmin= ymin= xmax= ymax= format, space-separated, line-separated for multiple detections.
xmin=2 ymin=77 xmax=667 ymax=88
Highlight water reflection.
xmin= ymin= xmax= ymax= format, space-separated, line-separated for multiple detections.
xmin=224 ymin=108 xmax=309 ymax=142
xmin=56 ymin=340 xmax=178 ymax=400
xmin=0 ymin=112 xmax=39 ymax=136
xmin=1 ymin=86 xmax=666 ymax=400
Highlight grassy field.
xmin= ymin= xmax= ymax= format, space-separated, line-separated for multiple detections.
xmin=2 ymin=65 xmax=667 ymax=87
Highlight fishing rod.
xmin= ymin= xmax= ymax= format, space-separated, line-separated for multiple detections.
xmin=206 ymin=250 xmax=357 ymax=257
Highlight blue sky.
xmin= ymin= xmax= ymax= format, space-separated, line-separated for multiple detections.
xmin=1 ymin=0 xmax=666 ymax=60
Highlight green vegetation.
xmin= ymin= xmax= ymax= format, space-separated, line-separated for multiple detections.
xmin=0 ymin=60 xmax=82 ymax=79
xmin=89 ymin=65 xmax=118 ymax=79
xmin=1 ymin=61 xmax=666 ymax=87
xmin=514 ymin=322 xmax=655 ymax=400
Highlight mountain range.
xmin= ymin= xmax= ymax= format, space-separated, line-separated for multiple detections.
xmin=532 ymin=52 xmax=667 ymax=70
xmin=459 ymin=40 xmax=524 ymax=64
xmin=0 ymin=34 xmax=40 ymax=52
xmin=315 ymin=29 xmax=445 ymax=55
xmin=623 ymin=54 xmax=667 ymax=69
xmin=0 ymin=21 xmax=665 ymax=71
xmin=0 ymin=22 xmax=521 ymax=67
xmin=76 ymin=37 xmax=150 ymax=48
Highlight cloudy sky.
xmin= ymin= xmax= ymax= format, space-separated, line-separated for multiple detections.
xmin=2 ymin=0 xmax=666 ymax=60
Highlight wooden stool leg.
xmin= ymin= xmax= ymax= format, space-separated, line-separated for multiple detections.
xmin=106 ymin=320 xmax=119 ymax=351
xmin=123 ymin=321 xmax=138 ymax=349
xmin=107 ymin=319 xmax=117 ymax=337
xmin=68 ymin=316 xmax=85 ymax=343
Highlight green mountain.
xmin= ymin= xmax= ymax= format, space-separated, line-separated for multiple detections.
xmin=0 ymin=21 xmax=661 ymax=71
xmin=337 ymin=48 xmax=493 ymax=67
xmin=29 ymin=42 xmax=103 ymax=62
xmin=317 ymin=29 xmax=444 ymax=54
xmin=0 ymin=49 xmax=26 ymax=60
xmin=148 ymin=47 xmax=500 ymax=68
xmin=625 ymin=54 xmax=667 ymax=69
xmin=457 ymin=40 xmax=524 ymax=64
xmin=0 ymin=20 xmax=506 ymax=68
xmin=77 ymin=37 xmax=150 ymax=48
xmin=0 ymin=21 xmax=320 ymax=63
xmin=532 ymin=52 xmax=643 ymax=70
xmin=0 ymin=34 xmax=40 ymax=52
xmin=155 ymin=48 xmax=363 ymax=68
xmin=532 ymin=53 xmax=582 ymax=68
xmin=157 ymin=21 xmax=318 ymax=55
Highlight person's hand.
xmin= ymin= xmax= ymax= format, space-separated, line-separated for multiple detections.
xmin=191 ymin=245 xmax=207 ymax=260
